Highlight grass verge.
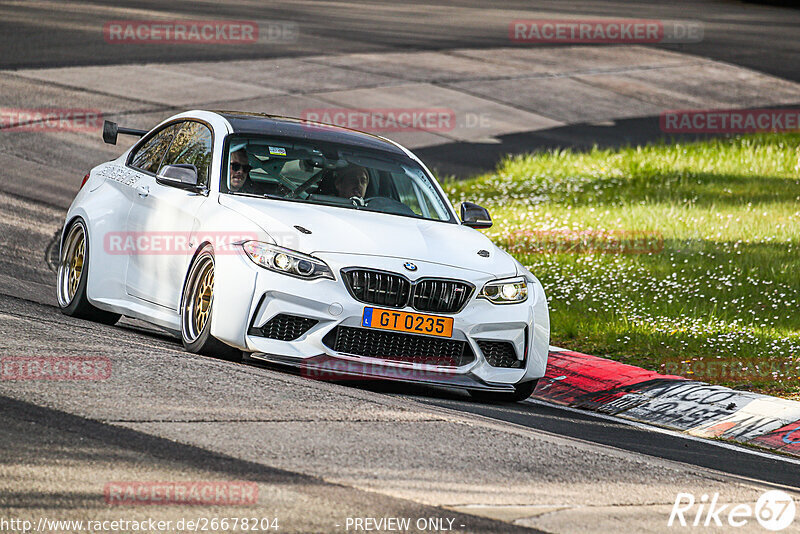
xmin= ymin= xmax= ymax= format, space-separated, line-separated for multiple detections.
xmin=444 ymin=134 xmax=800 ymax=399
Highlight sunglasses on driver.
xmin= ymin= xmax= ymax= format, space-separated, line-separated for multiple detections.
xmin=231 ymin=162 xmax=252 ymax=173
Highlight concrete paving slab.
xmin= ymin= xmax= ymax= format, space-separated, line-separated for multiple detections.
xmin=315 ymin=83 xmax=564 ymax=143
xmin=311 ymin=50 xmax=528 ymax=83
xmin=447 ymin=77 xmax=662 ymax=123
xmin=622 ymin=63 xmax=800 ymax=109
xmin=13 ymin=64 xmax=286 ymax=107
xmin=203 ymin=93 xmax=338 ymax=119
xmin=450 ymin=46 xmax=705 ymax=77
xmin=162 ymin=58 xmax=405 ymax=95
xmin=309 ymin=46 xmax=705 ymax=85
xmin=0 ymin=74 xmax=150 ymax=113
xmin=4 ymin=44 xmax=799 ymax=164
xmin=571 ymin=73 xmax=712 ymax=109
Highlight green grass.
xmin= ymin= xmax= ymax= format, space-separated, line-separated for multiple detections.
xmin=443 ymin=134 xmax=800 ymax=399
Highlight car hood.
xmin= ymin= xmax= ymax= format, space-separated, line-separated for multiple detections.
xmin=218 ymin=195 xmax=517 ymax=277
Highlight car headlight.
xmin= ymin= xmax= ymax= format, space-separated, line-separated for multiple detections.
xmin=478 ymin=277 xmax=528 ymax=304
xmin=241 ymin=241 xmax=334 ymax=280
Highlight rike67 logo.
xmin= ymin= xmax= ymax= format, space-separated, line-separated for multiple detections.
xmin=669 ymin=490 xmax=796 ymax=531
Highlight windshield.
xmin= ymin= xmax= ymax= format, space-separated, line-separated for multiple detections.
xmin=220 ymin=135 xmax=454 ymax=222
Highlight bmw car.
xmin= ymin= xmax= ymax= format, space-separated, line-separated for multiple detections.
xmin=57 ymin=110 xmax=549 ymax=401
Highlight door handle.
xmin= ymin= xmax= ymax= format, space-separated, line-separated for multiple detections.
xmin=136 ymin=184 xmax=150 ymax=198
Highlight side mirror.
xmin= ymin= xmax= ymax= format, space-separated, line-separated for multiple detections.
xmin=157 ymin=164 xmax=200 ymax=190
xmin=460 ymin=202 xmax=492 ymax=229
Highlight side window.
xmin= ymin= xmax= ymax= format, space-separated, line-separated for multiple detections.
xmin=129 ymin=123 xmax=182 ymax=174
xmin=159 ymin=121 xmax=213 ymax=187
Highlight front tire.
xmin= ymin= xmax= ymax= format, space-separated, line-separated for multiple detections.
xmin=180 ymin=246 xmax=241 ymax=361
xmin=470 ymin=380 xmax=539 ymax=403
xmin=57 ymin=219 xmax=121 ymax=325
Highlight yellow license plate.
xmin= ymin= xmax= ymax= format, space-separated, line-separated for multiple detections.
xmin=361 ymin=307 xmax=453 ymax=338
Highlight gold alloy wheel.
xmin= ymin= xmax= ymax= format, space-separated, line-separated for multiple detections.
xmin=58 ymin=223 xmax=86 ymax=307
xmin=182 ymin=251 xmax=215 ymax=344
xmin=194 ymin=267 xmax=213 ymax=335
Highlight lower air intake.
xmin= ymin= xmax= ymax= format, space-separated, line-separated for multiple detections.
xmin=323 ymin=326 xmax=475 ymax=367
xmin=477 ymin=340 xmax=522 ymax=368
xmin=248 ymin=314 xmax=318 ymax=341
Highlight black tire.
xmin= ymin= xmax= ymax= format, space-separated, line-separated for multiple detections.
xmin=180 ymin=246 xmax=242 ymax=362
xmin=57 ymin=219 xmax=121 ymax=325
xmin=470 ymin=380 xmax=539 ymax=403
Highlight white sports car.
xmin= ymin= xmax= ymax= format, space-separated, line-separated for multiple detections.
xmin=57 ymin=110 xmax=549 ymax=401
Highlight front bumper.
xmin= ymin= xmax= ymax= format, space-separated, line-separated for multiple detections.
xmin=211 ymin=251 xmax=549 ymax=388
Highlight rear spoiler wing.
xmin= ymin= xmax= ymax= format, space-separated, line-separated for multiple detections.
xmin=102 ymin=120 xmax=147 ymax=145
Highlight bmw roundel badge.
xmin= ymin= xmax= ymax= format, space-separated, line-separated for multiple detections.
xmin=403 ymin=262 xmax=417 ymax=272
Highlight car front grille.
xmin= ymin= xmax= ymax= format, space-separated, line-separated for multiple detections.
xmin=343 ymin=268 xmax=473 ymax=313
xmin=323 ymin=326 xmax=475 ymax=367
xmin=477 ymin=340 xmax=522 ymax=368
xmin=248 ymin=313 xmax=318 ymax=341
xmin=411 ymin=279 xmax=473 ymax=313
xmin=343 ymin=269 xmax=410 ymax=308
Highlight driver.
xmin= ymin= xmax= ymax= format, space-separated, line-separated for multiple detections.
xmin=229 ymin=148 xmax=254 ymax=192
xmin=333 ymin=165 xmax=369 ymax=199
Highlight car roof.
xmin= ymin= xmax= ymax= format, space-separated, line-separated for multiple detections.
xmin=212 ymin=111 xmax=407 ymax=155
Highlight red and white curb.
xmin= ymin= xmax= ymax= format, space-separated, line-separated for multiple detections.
xmin=532 ymin=348 xmax=800 ymax=458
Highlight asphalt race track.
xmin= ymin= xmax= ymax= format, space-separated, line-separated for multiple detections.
xmin=2 ymin=0 xmax=799 ymax=81
xmin=1 ymin=1 xmax=800 ymax=532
